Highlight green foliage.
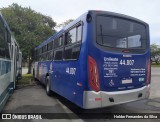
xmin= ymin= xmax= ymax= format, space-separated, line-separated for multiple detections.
xmin=1 ymin=3 xmax=56 ymax=61
xmin=150 ymin=43 xmax=160 ymax=64
xmin=56 ymin=19 xmax=74 ymax=30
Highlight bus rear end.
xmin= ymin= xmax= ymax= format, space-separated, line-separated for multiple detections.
xmin=83 ymin=11 xmax=150 ymax=109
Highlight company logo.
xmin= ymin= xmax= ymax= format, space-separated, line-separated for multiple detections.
xmin=104 ymin=57 xmax=118 ymax=62
xmin=1 ymin=114 xmax=42 ymax=120
xmin=2 ymin=114 xmax=11 ymax=119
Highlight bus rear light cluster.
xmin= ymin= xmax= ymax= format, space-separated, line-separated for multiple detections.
xmin=146 ymin=59 xmax=151 ymax=85
xmin=88 ymin=56 xmax=100 ymax=92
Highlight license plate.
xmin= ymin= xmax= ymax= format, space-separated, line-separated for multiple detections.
xmin=122 ymin=79 xmax=132 ymax=84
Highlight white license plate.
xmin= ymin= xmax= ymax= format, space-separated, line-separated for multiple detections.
xmin=122 ymin=79 xmax=132 ymax=84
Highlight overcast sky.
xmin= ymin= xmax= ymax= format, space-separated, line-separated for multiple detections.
xmin=0 ymin=0 xmax=159 ymax=45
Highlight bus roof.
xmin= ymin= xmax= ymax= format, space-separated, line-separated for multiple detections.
xmin=88 ymin=10 xmax=148 ymax=25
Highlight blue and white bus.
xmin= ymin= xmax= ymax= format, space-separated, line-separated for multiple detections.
xmin=0 ymin=12 xmax=22 ymax=111
xmin=33 ymin=10 xmax=150 ymax=109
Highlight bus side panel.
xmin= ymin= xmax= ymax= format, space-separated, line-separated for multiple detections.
xmin=0 ymin=12 xmax=21 ymax=111
xmin=37 ymin=62 xmax=43 ymax=83
xmin=42 ymin=61 xmax=51 ymax=84
xmin=50 ymin=59 xmax=86 ymax=108
xmin=49 ymin=21 xmax=87 ymax=108
xmin=50 ymin=61 xmax=78 ymax=105
xmin=0 ymin=60 xmax=13 ymax=112
xmin=84 ymin=18 xmax=94 ymax=92
xmin=74 ymin=21 xmax=88 ymax=107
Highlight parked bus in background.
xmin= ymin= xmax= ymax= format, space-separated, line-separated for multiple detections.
xmin=0 ymin=12 xmax=22 ymax=111
xmin=33 ymin=10 xmax=150 ymax=109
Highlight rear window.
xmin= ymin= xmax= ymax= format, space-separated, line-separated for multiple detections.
xmin=96 ymin=16 xmax=147 ymax=49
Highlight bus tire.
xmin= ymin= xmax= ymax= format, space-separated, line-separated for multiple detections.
xmin=46 ymin=76 xmax=52 ymax=96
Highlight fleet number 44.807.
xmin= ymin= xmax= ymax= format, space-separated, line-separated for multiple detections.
xmin=119 ymin=59 xmax=134 ymax=66
xmin=66 ymin=67 xmax=76 ymax=75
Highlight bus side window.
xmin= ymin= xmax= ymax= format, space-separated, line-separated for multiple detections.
xmin=72 ymin=25 xmax=82 ymax=59
xmin=44 ymin=45 xmax=47 ymax=61
xmin=64 ymin=27 xmax=76 ymax=60
xmin=39 ymin=48 xmax=42 ymax=61
xmin=64 ymin=45 xmax=72 ymax=59
xmin=77 ymin=25 xmax=82 ymax=42
xmin=54 ymin=50 xmax=62 ymax=60
xmin=48 ymin=51 xmax=52 ymax=61
xmin=66 ymin=28 xmax=76 ymax=45
xmin=46 ymin=41 xmax=53 ymax=61
xmin=54 ymin=36 xmax=63 ymax=61
xmin=46 ymin=44 xmax=49 ymax=60
xmin=0 ymin=18 xmax=6 ymax=58
xmin=64 ymin=24 xmax=82 ymax=60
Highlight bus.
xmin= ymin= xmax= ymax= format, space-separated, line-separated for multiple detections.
xmin=0 ymin=12 xmax=22 ymax=111
xmin=33 ymin=10 xmax=150 ymax=109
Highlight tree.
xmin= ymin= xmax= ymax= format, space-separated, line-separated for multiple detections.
xmin=1 ymin=3 xmax=56 ymax=73
xmin=55 ymin=19 xmax=74 ymax=30
xmin=150 ymin=43 xmax=160 ymax=64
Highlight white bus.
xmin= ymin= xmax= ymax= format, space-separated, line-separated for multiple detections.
xmin=0 ymin=12 xmax=22 ymax=111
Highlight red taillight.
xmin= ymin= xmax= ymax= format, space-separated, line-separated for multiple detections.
xmin=146 ymin=59 xmax=151 ymax=85
xmin=88 ymin=56 xmax=100 ymax=92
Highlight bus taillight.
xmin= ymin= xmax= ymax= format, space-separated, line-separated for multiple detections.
xmin=146 ymin=59 xmax=151 ymax=85
xmin=88 ymin=56 xmax=100 ymax=92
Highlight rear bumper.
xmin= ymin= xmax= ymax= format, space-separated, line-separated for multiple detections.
xmin=83 ymin=85 xmax=150 ymax=109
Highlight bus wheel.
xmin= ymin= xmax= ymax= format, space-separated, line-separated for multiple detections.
xmin=46 ymin=76 xmax=51 ymax=96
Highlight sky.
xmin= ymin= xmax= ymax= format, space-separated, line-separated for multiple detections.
xmin=0 ymin=0 xmax=160 ymax=45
